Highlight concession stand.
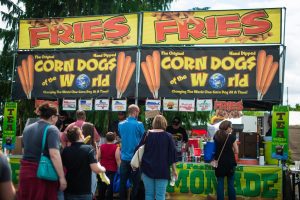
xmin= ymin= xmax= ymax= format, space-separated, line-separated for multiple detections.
xmin=4 ymin=8 xmax=287 ymax=200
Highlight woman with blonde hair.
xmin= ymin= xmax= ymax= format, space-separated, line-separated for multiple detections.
xmin=214 ymin=120 xmax=239 ymax=200
xmin=140 ymin=115 xmax=177 ymax=200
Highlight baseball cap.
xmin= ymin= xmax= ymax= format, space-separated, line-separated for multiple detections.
xmin=172 ymin=117 xmax=181 ymax=125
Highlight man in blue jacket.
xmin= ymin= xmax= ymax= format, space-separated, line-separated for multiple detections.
xmin=118 ymin=104 xmax=145 ymax=200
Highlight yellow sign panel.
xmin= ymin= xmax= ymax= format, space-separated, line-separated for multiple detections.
xmin=142 ymin=9 xmax=282 ymax=45
xmin=19 ymin=14 xmax=138 ymax=49
xmin=166 ymin=163 xmax=282 ymax=200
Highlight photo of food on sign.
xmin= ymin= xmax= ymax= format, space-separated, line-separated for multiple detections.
xmin=94 ymin=99 xmax=109 ymax=110
xmin=139 ymin=47 xmax=281 ymax=101
xmin=210 ymin=101 xmax=243 ymax=125
xmin=179 ymin=99 xmax=195 ymax=112
xmin=112 ymin=100 xmax=127 ymax=111
xmin=145 ymin=99 xmax=161 ymax=111
xmin=62 ymin=99 xmax=76 ymax=111
xmin=163 ymin=99 xmax=178 ymax=111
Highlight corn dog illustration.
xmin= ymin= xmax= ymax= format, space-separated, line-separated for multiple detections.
xmin=27 ymin=55 xmax=35 ymax=98
xmin=256 ymin=50 xmax=266 ymax=94
xmin=146 ymin=55 xmax=156 ymax=94
xmin=259 ymin=55 xmax=273 ymax=92
xmin=261 ymin=62 xmax=279 ymax=96
xmin=116 ymin=52 xmax=125 ymax=96
xmin=115 ymin=52 xmax=136 ymax=98
xmin=256 ymin=50 xmax=279 ymax=100
xmin=152 ymin=51 xmax=161 ymax=98
xmin=120 ymin=62 xmax=136 ymax=95
xmin=117 ymin=56 xmax=131 ymax=98
xmin=119 ymin=56 xmax=131 ymax=85
xmin=21 ymin=59 xmax=30 ymax=96
xmin=17 ymin=66 xmax=29 ymax=98
xmin=141 ymin=62 xmax=155 ymax=98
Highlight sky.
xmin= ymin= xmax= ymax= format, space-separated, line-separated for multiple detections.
xmin=0 ymin=0 xmax=299 ymax=107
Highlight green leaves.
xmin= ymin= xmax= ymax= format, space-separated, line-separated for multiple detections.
xmin=0 ymin=0 xmax=177 ymax=134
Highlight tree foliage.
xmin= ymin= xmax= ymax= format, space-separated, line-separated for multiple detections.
xmin=0 ymin=0 xmax=175 ymax=133
xmin=289 ymin=104 xmax=300 ymax=111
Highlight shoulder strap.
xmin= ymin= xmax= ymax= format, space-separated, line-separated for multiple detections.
xmin=41 ymin=125 xmax=51 ymax=154
xmin=216 ymin=133 xmax=230 ymax=162
xmin=143 ymin=131 xmax=149 ymax=143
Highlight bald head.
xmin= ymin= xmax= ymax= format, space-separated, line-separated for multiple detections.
xmin=128 ymin=104 xmax=140 ymax=117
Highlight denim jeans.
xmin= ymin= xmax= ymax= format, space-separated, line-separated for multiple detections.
xmin=57 ymin=190 xmax=64 ymax=200
xmin=119 ymin=160 xmax=141 ymax=200
xmin=217 ymin=175 xmax=236 ymax=200
xmin=91 ymin=172 xmax=97 ymax=195
xmin=141 ymin=173 xmax=168 ymax=200
xmin=65 ymin=193 xmax=93 ymax=200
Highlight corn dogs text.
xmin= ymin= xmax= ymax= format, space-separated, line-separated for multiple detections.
xmin=256 ymin=50 xmax=279 ymax=100
xmin=116 ymin=52 xmax=136 ymax=98
xmin=141 ymin=51 xmax=161 ymax=98
xmin=17 ymin=55 xmax=35 ymax=99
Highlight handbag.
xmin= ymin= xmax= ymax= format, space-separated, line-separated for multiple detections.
xmin=204 ymin=141 xmax=216 ymax=162
xmin=113 ymin=171 xmax=131 ymax=193
xmin=37 ymin=125 xmax=59 ymax=181
xmin=131 ymin=145 xmax=145 ymax=169
xmin=211 ymin=133 xmax=230 ymax=169
xmin=130 ymin=132 xmax=149 ymax=169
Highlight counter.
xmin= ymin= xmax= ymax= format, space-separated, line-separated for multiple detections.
xmin=9 ymin=156 xmax=282 ymax=200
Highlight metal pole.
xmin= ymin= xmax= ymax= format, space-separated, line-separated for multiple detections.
xmin=135 ymin=12 xmax=143 ymax=105
xmin=10 ymin=29 xmax=18 ymax=100
xmin=287 ymin=87 xmax=288 ymax=106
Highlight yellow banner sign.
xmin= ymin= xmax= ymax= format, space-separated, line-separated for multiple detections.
xmin=142 ymin=8 xmax=282 ymax=45
xmin=19 ymin=14 xmax=138 ymax=49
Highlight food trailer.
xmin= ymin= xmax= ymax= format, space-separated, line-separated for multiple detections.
xmin=6 ymin=8 xmax=287 ymax=200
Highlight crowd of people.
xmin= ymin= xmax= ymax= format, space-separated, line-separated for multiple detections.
xmin=0 ymin=102 xmax=238 ymax=200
